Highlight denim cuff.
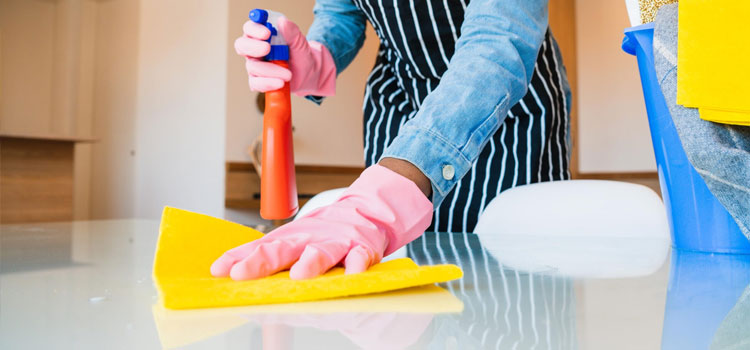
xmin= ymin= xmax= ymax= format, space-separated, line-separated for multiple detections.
xmin=380 ymin=125 xmax=474 ymax=208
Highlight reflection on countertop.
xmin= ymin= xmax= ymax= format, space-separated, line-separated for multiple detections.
xmin=662 ymin=250 xmax=750 ymax=350
xmin=1 ymin=220 xmax=749 ymax=349
xmin=1 ymin=222 xmax=77 ymax=274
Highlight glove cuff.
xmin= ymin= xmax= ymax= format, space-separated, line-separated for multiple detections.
xmin=292 ymin=41 xmax=337 ymax=97
xmin=343 ymin=164 xmax=434 ymax=256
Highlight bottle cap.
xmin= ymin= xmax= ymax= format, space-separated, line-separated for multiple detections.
xmin=267 ymin=46 xmax=289 ymax=61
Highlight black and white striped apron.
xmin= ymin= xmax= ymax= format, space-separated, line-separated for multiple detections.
xmin=354 ymin=0 xmax=571 ymax=233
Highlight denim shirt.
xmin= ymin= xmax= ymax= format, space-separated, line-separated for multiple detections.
xmin=307 ymin=0 xmax=550 ymax=207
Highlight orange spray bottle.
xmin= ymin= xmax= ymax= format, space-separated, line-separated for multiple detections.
xmin=249 ymin=9 xmax=298 ymax=220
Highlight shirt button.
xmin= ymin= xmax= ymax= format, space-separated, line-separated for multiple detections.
xmin=442 ymin=164 xmax=455 ymax=180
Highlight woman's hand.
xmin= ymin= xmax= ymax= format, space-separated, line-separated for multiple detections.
xmin=235 ymin=16 xmax=337 ymax=96
xmin=211 ymin=164 xmax=432 ymax=280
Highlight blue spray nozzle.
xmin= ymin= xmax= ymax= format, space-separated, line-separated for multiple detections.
xmin=249 ymin=9 xmax=268 ymax=25
xmin=248 ymin=9 xmax=275 ymax=40
xmin=247 ymin=8 xmax=289 ymax=61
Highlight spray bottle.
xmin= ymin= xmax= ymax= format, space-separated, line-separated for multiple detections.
xmin=249 ymin=9 xmax=298 ymax=220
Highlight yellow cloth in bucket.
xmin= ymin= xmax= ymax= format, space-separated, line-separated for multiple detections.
xmin=677 ymin=0 xmax=750 ymax=126
xmin=153 ymin=207 xmax=463 ymax=309
xmin=699 ymin=108 xmax=750 ymax=127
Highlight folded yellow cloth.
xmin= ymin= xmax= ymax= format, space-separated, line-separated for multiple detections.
xmin=677 ymin=0 xmax=750 ymax=125
xmin=699 ymin=108 xmax=750 ymax=126
xmin=153 ymin=207 xmax=463 ymax=310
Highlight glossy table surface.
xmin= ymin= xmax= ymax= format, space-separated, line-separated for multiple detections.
xmin=1 ymin=220 xmax=749 ymax=349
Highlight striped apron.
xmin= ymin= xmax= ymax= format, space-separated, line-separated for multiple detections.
xmin=353 ymin=0 xmax=571 ymax=233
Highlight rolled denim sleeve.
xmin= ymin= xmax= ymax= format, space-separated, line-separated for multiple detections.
xmin=380 ymin=0 xmax=549 ymax=207
xmin=306 ymin=0 xmax=367 ymax=74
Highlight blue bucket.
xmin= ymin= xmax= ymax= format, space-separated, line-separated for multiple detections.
xmin=622 ymin=23 xmax=749 ymax=254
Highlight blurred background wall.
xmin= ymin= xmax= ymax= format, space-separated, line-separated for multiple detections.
xmin=1 ymin=0 xmax=228 ymax=220
xmin=575 ymin=0 xmax=654 ymax=173
xmin=1 ymin=0 xmax=100 ymax=220
xmin=133 ymin=0 xmax=228 ymax=219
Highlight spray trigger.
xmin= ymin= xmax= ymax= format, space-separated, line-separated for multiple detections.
xmin=248 ymin=9 xmax=289 ymax=61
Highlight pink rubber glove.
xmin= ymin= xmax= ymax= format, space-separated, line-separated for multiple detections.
xmin=210 ymin=165 xmax=433 ymax=280
xmin=235 ymin=16 xmax=336 ymax=96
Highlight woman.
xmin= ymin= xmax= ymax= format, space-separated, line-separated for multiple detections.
xmin=211 ymin=0 xmax=570 ymax=280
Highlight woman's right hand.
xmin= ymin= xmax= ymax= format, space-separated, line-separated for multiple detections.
xmin=235 ymin=16 xmax=337 ymax=96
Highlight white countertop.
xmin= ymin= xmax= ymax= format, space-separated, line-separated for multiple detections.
xmin=1 ymin=220 xmax=748 ymax=349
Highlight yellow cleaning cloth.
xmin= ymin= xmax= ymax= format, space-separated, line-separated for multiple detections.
xmin=677 ymin=0 xmax=750 ymax=125
xmin=699 ymin=108 xmax=750 ymax=126
xmin=153 ymin=207 xmax=463 ymax=309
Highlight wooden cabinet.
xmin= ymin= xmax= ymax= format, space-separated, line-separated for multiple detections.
xmin=225 ymin=162 xmax=362 ymax=211
xmin=0 ymin=133 xmax=94 ymax=223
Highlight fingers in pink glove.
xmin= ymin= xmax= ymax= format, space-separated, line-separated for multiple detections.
xmin=210 ymin=247 xmax=248 ymax=277
xmin=210 ymin=239 xmax=267 ymax=277
xmin=235 ymin=36 xmax=270 ymax=58
xmin=289 ymin=241 xmax=350 ymax=280
xmin=343 ymin=245 xmax=376 ymax=275
xmin=245 ymin=58 xmax=292 ymax=81
xmin=211 ymin=235 xmax=309 ymax=280
xmin=242 ymin=20 xmax=271 ymax=40
xmin=231 ymin=241 xmax=300 ymax=280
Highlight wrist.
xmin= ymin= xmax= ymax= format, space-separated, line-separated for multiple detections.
xmin=378 ymin=158 xmax=432 ymax=199
xmin=290 ymin=41 xmax=336 ymax=97
xmin=310 ymin=41 xmax=337 ymax=96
